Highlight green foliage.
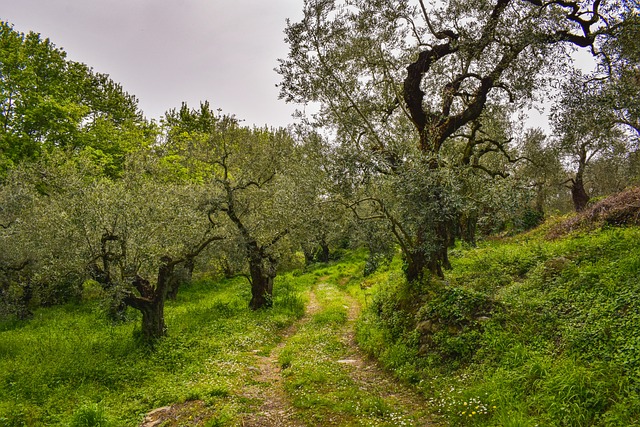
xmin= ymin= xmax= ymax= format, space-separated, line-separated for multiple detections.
xmin=0 ymin=21 xmax=150 ymax=177
xmin=358 ymin=225 xmax=640 ymax=426
xmin=69 ymin=404 xmax=111 ymax=427
xmin=273 ymin=276 xmax=307 ymax=319
xmin=159 ymin=103 xmax=322 ymax=308
xmin=278 ymin=0 xmax=634 ymax=280
xmin=514 ymin=208 xmax=546 ymax=232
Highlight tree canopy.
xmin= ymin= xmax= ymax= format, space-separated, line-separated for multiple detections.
xmin=278 ymin=0 xmax=637 ymax=279
xmin=0 ymin=22 xmax=150 ymax=177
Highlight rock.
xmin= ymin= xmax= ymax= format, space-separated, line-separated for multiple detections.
xmin=140 ymin=406 xmax=172 ymax=427
xmin=145 ymin=406 xmax=171 ymax=418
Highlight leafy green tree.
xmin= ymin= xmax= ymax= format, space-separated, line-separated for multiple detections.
xmin=0 ymin=152 xmax=221 ymax=340
xmin=278 ymin=0 xmax=628 ymax=280
xmin=0 ymin=170 xmax=36 ymax=318
xmin=598 ymin=8 xmax=640 ymax=137
xmin=285 ymin=128 xmax=352 ymax=264
xmin=66 ymin=156 xmax=222 ymax=340
xmin=0 ymin=159 xmax=84 ymax=319
xmin=162 ymin=104 xmax=314 ymax=309
xmin=0 ymin=22 xmax=150 ymax=177
xmin=551 ymin=71 xmax=627 ymax=211
xmin=513 ymin=128 xmax=565 ymax=215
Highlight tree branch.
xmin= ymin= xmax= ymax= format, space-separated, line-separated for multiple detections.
xmin=418 ymin=0 xmax=459 ymax=40
xmin=262 ymin=228 xmax=289 ymax=252
xmin=471 ymin=164 xmax=509 ymax=178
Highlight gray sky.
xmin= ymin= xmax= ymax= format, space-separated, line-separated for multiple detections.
xmin=0 ymin=0 xmax=303 ymax=127
xmin=1 ymin=1 xmax=597 ymax=131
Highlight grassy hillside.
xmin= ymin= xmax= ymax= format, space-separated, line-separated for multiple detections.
xmin=357 ymin=223 xmax=640 ymax=426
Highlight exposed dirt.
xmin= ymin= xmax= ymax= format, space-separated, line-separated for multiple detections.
xmin=139 ymin=401 xmax=214 ymax=427
xmin=239 ymin=291 xmax=321 ymax=427
xmin=547 ymin=187 xmax=640 ymax=239
xmin=140 ymin=284 xmax=436 ymax=426
xmin=336 ymin=292 xmax=436 ymax=426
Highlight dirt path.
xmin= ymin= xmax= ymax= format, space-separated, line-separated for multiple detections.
xmin=337 ymin=292 xmax=434 ymax=425
xmin=241 ymin=284 xmax=434 ymax=426
xmin=239 ymin=291 xmax=322 ymax=427
xmin=140 ymin=282 xmax=435 ymax=426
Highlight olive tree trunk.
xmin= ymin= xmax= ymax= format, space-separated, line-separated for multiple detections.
xmin=571 ymin=174 xmax=590 ymax=212
xmin=124 ymin=257 xmax=174 ymax=341
xmin=247 ymin=245 xmax=277 ymax=310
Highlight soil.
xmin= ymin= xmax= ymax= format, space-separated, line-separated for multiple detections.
xmin=238 ymin=291 xmax=321 ymax=427
xmin=140 ymin=283 xmax=436 ymax=426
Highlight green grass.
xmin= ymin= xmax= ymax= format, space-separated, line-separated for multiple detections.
xmin=278 ymin=257 xmax=426 ymax=426
xmin=0 ymin=272 xmax=308 ymax=426
xmin=357 ymin=226 xmax=640 ymax=426
xmin=4 ymin=227 xmax=639 ymax=426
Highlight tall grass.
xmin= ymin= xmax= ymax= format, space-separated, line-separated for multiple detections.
xmin=0 ymin=272 xmax=308 ymax=426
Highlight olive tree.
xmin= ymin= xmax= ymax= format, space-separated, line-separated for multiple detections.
xmin=162 ymin=104 xmax=314 ymax=309
xmin=67 ymin=157 xmax=222 ymax=340
xmin=551 ymin=71 xmax=627 ymax=211
xmin=0 ymin=170 xmax=38 ymax=318
xmin=512 ymin=128 xmax=566 ymax=215
xmin=2 ymin=153 xmax=222 ymax=340
xmin=598 ymin=8 xmax=640 ymax=137
xmin=278 ymin=0 xmax=628 ymax=280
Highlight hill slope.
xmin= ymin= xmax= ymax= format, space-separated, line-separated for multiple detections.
xmin=358 ymin=220 xmax=640 ymax=426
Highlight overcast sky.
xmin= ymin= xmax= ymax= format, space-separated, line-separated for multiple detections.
xmin=1 ymin=1 xmax=597 ymax=132
xmin=0 ymin=0 xmax=303 ymax=127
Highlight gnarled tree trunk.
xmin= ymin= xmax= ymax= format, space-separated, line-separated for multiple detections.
xmin=247 ymin=245 xmax=277 ymax=310
xmin=460 ymin=211 xmax=478 ymax=247
xmin=402 ymin=222 xmax=449 ymax=283
xmin=124 ymin=257 xmax=174 ymax=341
xmin=404 ymin=249 xmax=429 ymax=283
xmin=571 ymin=174 xmax=590 ymax=212
xmin=166 ymin=258 xmax=195 ymax=301
xmin=318 ymin=238 xmax=330 ymax=263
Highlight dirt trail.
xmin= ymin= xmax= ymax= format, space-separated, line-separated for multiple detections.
xmin=141 ymin=282 xmax=435 ymax=426
xmin=239 ymin=291 xmax=322 ymax=427
xmin=241 ymin=285 xmax=434 ymax=426
xmin=337 ymin=292 xmax=435 ymax=425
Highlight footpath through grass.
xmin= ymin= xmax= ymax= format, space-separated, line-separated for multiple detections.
xmin=0 ymin=252 xmax=435 ymax=426
xmin=277 ymin=261 xmax=433 ymax=426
